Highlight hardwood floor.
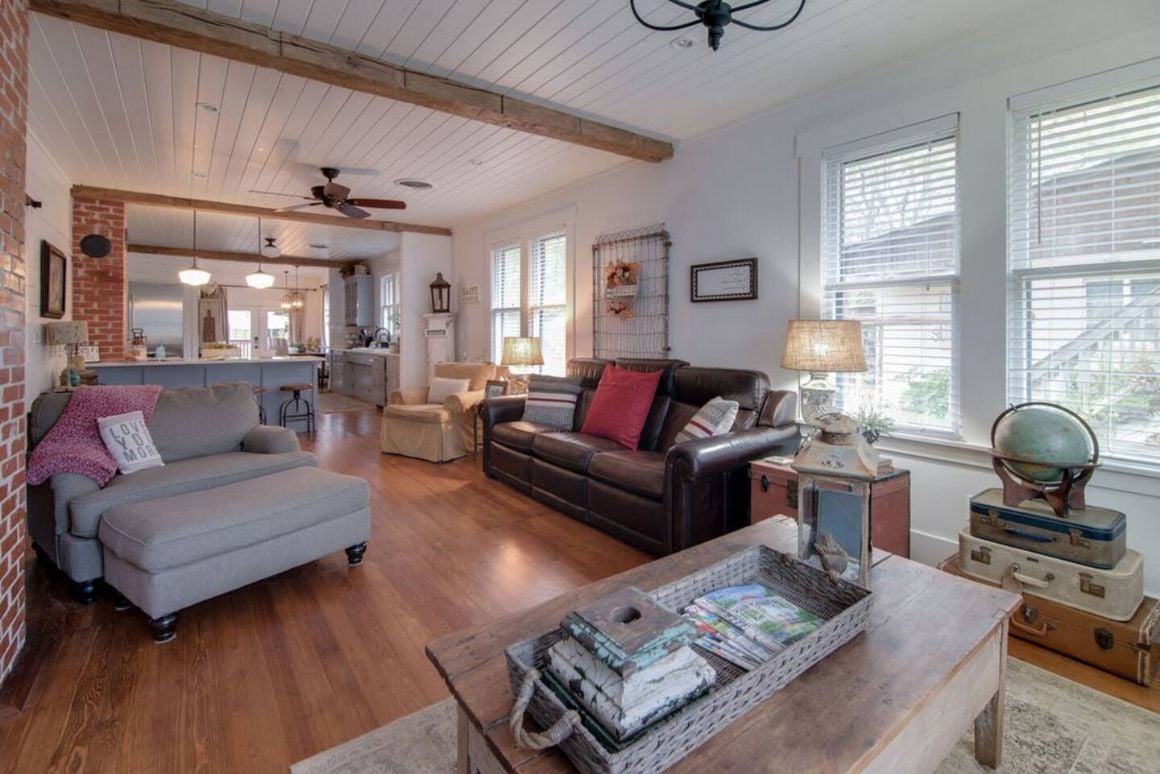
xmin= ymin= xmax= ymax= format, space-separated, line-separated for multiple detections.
xmin=0 ymin=407 xmax=1154 ymax=773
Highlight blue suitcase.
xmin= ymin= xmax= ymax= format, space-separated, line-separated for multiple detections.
xmin=968 ymin=488 xmax=1126 ymax=570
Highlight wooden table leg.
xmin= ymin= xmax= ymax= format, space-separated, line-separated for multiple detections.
xmin=973 ymin=618 xmax=1008 ymax=768
xmin=457 ymin=706 xmax=470 ymax=774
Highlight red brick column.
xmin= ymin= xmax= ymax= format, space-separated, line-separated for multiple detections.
xmin=71 ymin=199 xmax=127 ymax=360
xmin=0 ymin=0 xmax=29 ymax=687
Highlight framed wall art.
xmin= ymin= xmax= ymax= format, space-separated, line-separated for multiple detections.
xmin=690 ymin=257 xmax=757 ymax=302
xmin=484 ymin=379 xmax=508 ymax=398
xmin=40 ymin=240 xmax=67 ymax=319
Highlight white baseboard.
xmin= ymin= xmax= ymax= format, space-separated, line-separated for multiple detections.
xmin=909 ymin=530 xmax=958 ymax=569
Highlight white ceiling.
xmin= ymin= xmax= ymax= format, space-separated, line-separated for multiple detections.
xmin=29 ymin=0 xmax=1045 ymax=261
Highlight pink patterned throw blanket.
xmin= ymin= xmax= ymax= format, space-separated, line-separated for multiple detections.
xmin=28 ymin=385 xmax=163 ymax=487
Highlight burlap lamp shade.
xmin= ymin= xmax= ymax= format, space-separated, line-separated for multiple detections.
xmin=781 ymin=320 xmax=866 ymax=424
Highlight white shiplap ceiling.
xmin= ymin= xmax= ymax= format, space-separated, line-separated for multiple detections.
xmin=29 ymin=0 xmax=1044 ymax=261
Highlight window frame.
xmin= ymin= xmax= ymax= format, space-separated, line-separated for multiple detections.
xmin=819 ymin=115 xmax=963 ymax=439
xmin=379 ymin=272 xmax=399 ymax=338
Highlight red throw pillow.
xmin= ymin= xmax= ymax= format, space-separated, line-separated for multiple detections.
xmin=580 ymin=365 xmax=665 ymax=449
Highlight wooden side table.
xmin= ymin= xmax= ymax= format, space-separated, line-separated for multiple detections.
xmin=749 ymin=458 xmax=912 ymax=557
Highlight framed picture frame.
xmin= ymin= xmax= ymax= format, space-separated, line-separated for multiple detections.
xmin=40 ymin=240 xmax=67 ymax=319
xmin=690 ymin=257 xmax=757 ymax=302
xmin=484 ymin=379 xmax=508 ymax=398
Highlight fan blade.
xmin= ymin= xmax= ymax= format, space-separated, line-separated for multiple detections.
xmin=323 ymin=181 xmax=350 ymax=200
xmin=248 ymin=189 xmax=312 ymax=199
xmin=346 ymin=198 xmax=407 ymax=210
xmin=335 ymin=202 xmax=370 ymax=219
xmin=277 ymin=202 xmax=323 ymax=212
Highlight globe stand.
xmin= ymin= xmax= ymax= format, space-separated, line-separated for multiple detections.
xmin=991 ymin=456 xmax=1096 ymax=518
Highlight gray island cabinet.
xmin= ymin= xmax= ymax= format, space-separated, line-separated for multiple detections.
xmin=90 ymin=357 xmax=321 ymax=423
xmin=327 ymin=349 xmax=398 ymax=406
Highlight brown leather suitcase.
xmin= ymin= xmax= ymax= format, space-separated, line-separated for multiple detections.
xmin=941 ymin=554 xmax=1158 ymax=685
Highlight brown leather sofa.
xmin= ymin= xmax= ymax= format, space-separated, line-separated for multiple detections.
xmin=481 ymin=358 xmax=799 ymax=555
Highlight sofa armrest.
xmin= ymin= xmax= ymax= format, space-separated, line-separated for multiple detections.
xmin=48 ymin=473 xmax=99 ymax=535
xmin=666 ymin=426 xmax=797 ymax=481
xmin=242 ymin=425 xmax=301 ymax=454
xmin=445 ymin=389 xmax=486 ymax=416
xmin=391 ymin=387 xmax=430 ymax=405
xmin=481 ymin=395 xmax=527 ymax=431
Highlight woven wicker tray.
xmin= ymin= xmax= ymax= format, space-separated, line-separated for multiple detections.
xmin=505 ymin=545 xmax=873 ymax=774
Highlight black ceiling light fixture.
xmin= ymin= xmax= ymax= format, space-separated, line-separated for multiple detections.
xmin=631 ymin=0 xmax=807 ymax=51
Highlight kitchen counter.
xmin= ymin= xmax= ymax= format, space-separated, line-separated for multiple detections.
xmin=89 ymin=358 xmax=321 ymax=421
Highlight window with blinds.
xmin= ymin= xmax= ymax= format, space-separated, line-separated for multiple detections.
xmin=490 ymin=233 xmax=569 ymax=375
xmin=380 ymin=273 xmax=399 ymax=338
xmin=491 ymin=243 xmax=522 ymax=364
xmin=529 ymin=233 xmax=568 ymax=376
xmin=821 ymin=117 xmax=961 ymax=435
xmin=1007 ymin=79 xmax=1160 ymax=463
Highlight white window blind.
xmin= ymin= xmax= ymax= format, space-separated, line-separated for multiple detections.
xmin=822 ymin=119 xmax=961 ymax=435
xmin=491 ymin=243 xmax=522 ymax=363
xmin=379 ymin=273 xmax=399 ymax=337
xmin=1007 ymin=80 xmax=1160 ymax=463
xmin=529 ymin=233 xmax=567 ymax=376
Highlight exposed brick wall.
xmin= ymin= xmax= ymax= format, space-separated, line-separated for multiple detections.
xmin=0 ymin=0 xmax=29 ymax=687
xmin=71 ymin=199 xmax=126 ymax=360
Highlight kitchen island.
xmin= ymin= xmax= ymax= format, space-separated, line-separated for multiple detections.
xmin=90 ymin=357 xmax=323 ymax=423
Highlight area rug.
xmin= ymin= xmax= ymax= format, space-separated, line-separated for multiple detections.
xmin=316 ymin=392 xmax=378 ymax=414
xmin=291 ymin=659 xmax=1158 ymax=773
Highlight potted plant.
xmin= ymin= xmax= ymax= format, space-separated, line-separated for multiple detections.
xmin=855 ymin=405 xmax=895 ymax=446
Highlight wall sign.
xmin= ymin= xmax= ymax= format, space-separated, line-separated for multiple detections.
xmin=690 ymin=257 xmax=757 ymax=302
xmin=461 ymin=285 xmax=480 ymax=304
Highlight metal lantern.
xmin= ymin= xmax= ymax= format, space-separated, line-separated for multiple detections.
xmin=429 ymin=272 xmax=451 ymax=314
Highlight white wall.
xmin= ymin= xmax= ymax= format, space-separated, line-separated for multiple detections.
xmin=23 ymin=133 xmax=72 ymax=406
xmin=400 ymin=233 xmax=453 ymax=389
xmin=451 ymin=1 xmax=1160 ymax=594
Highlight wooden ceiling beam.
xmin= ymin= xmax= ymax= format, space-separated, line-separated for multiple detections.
xmin=32 ymin=0 xmax=674 ymax=163
xmin=129 ymin=244 xmax=343 ymax=269
xmin=72 ymin=185 xmax=452 ymax=236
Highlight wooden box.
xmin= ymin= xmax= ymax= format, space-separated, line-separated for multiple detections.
xmin=749 ymin=459 xmax=911 ymax=557
xmin=941 ymin=555 xmax=1158 ymax=686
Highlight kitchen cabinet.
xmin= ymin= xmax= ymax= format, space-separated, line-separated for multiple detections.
xmin=343 ymin=275 xmax=375 ymax=328
xmin=329 ymin=350 xmax=346 ymax=393
xmin=329 ymin=349 xmax=399 ymax=407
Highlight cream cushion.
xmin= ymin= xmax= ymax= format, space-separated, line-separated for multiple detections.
xmin=427 ymin=377 xmax=471 ymax=405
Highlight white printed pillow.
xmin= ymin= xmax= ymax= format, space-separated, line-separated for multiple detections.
xmin=98 ymin=411 xmax=164 ymax=475
xmin=522 ymin=375 xmax=583 ymax=429
xmin=674 ymin=397 xmax=740 ymax=444
xmin=427 ymin=376 xmax=471 ymax=405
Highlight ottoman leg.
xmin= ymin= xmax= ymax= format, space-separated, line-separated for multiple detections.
xmin=346 ymin=542 xmax=368 ymax=566
xmin=109 ymin=588 xmax=134 ymax=612
xmin=72 ymin=579 xmax=97 ymax=605
xmin=150 ymin=614 xmax=179 ymax=644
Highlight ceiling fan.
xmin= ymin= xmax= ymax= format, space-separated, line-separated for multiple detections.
xmin=249 ymin=167 xmax=405 ymax=220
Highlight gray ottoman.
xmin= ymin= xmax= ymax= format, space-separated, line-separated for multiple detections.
xmin=100 ymin=467 xmax=371 ymax=642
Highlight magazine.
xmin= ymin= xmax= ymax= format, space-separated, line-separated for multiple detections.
xmin=695 ymin=584 xmax=824 ymax=653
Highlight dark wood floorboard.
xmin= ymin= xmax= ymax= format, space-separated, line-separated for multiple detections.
xmin=0 ymin=407 xmax=1153 ymax=772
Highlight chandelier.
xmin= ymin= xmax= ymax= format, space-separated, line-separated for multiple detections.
xmin=280 ymin=268 xmax=305 ymax=311
xmin=630 ymin=0 xmax=807 ymax=51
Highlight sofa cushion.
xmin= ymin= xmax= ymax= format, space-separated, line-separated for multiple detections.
xmin=532 ymin=432 xmax=625 ymax=474
xmin=383 ymin=403 xmax=451 ymax=424
xmin=427 ymin=376 xmax=471 ymax=404
xmin=658 ymin=401 xmax=701 ymax=451
xmin=69 ymin=451 xmax=317 ymax=538
xmin=148 ymin=383 xmax=260 ymax=463
xmin=492 ymin=420 xmax=556 ymax=452
xmin=521 ymin=375 xmax=583 ymax=429
xmin=588 ymin=450 xmax=666 ymax=500
xmin=99 ymin=467 xmax=368 ymax=574
xmin=674 ymin=397 xmax=740 ymax=444
xmin=580 ymin=365 xmax=664 ymax=449
xmin=433 ymin=361 xmax=497 ymax=391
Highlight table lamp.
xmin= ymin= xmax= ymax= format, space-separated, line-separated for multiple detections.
xmin=500 ymin=336 xmax=544 ymax=394
xmin=45 ymin=320 xmax=90 ymax=388
xmin=780 ymin=319 xmax=866 ymax=424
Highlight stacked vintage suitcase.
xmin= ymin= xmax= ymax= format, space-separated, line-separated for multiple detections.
xmin=954 ymin=486 xmax=1157 ymax=685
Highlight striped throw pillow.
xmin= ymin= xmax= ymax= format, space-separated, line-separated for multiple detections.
xmin=674 ymin=397 xmax=740 ymax=444
xmin=521 ymin=375 xmax=583 ymax=429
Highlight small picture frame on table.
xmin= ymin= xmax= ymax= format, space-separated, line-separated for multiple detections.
xmin=40 ymin=241 xmax=67 ymax=319
xmin=484 ymin=379 xmax=508 ymax=398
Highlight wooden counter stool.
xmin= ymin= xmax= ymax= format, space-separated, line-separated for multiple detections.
xmin=278 ymin=383 xmax=315 ymax=432
xmin=252 ymin=386 xmax=267 ymax=424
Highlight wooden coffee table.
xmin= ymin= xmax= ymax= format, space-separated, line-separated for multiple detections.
xmin=427 ymin=518 xmax=1020 ymax=773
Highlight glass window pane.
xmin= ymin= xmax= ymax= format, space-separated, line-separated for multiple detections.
xmin=227 ymin=309 xmax=251 ymax=341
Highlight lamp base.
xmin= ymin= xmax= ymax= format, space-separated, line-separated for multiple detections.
xmin=800 ymin=372 xmax=836 ymax=426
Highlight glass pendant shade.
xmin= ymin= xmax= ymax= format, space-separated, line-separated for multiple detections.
xmin=179 ymin=262 xmax=211 ymax=286
xmin=246 ymin=267 xmax=275 ymax=288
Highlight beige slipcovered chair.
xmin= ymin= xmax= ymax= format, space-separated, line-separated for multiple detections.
xmin=380 ymin=362 xmax=497 ymax=462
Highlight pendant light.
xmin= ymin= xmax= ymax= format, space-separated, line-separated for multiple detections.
xmin=178 ymin=211 xmax=211 ymax=286
xmin=291 ymin=266 xmax=305 ymax=310
xmin=280 ymin=270 xmax=293 ymax=311
xmin=246 ymin=219 xmax=276 ymax=289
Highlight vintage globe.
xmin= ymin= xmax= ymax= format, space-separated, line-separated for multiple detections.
xmin=992 ymin=403 xmax=1096 ymax=484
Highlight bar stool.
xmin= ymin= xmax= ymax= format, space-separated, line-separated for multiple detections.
xmin=278 ymin=383 xmax=315 ymax=432
xmin=252 ymin=386 xmax=267 ymax=424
